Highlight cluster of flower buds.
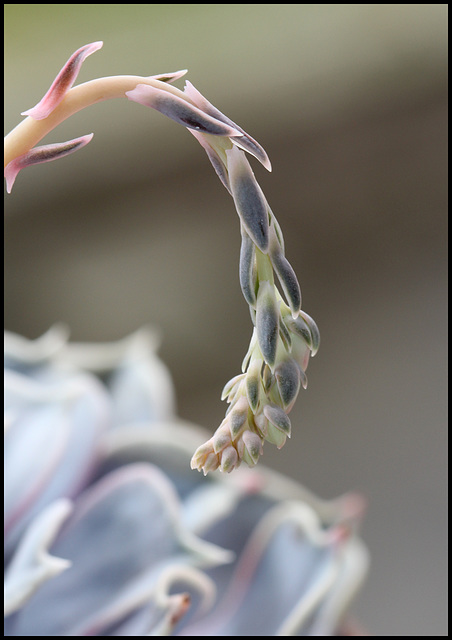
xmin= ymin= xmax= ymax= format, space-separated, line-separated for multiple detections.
xmin=190 ymin=204 xmax=320 ymax=473
xmin=3 ymin=42 xmax=320 ymax=475
xmin=124 ymin=71 xmax=321 ymax=474
xmin=190 ymin=303 xmax=319 ymax=474
xmin=173 ymin=90 xmax=320 ymax=474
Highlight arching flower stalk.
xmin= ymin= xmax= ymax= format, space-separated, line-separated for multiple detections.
xmin=5 ymin=41 xmax=369 ymax=637
xmin=4 ymin=41 xmax=319 ymax=474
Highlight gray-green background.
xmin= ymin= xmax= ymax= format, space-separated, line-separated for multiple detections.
xmin=5 ymin=5 xmax=448 ymax=636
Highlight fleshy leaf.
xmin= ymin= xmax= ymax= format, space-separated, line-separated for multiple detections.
xmin=9 ymin=464 xmax=231 ymax=636
xmin=184 ymin=80 xmax=271 ymax=171
xmin=263 ymin=404 xmax=291 ymax=437
xmin=271 ymin=249 xmax=302 ymax=318
xmin=188 ymin=129 xmax=231 ymax=193
xmin=4 ymin=324 xmax=69 ymax=369
xmin=4 ymin=499 xmax=72 ymax=616
xmin=245 ymin=358 xmax=263 ymax=413
xmin=226 ymin=146 xmax=270 ymax=253
xmin=239 ymin=228 xmax=257 ymax=307
xmin=220 ymin=446 xmax=239 ymax=473
xmin=148 ymin=69 xmax=188 ymax=83
xmin=299 ymin=310 xmax=321 ymax=356
xmin=21 ymin=42 xmax=103 ymax=120
xmin=126 ymin=84 xmax=242 ymax=137
xmin=275 ymin=359 xmax=301 ymax=410
xmin=256 ymin=281 xmax=279 ymax=368
xmin=4 ymin=134 xmax=93 ymax=193
xmin=240 ymin=431 xmax=264 ymax=467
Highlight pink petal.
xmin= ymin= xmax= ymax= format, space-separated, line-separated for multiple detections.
xmin=4 ymin=134 xmax=93 ymax=193
xmin=21 ymin=42 xmax=103 ymax=120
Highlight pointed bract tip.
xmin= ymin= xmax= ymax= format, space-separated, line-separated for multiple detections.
xmin=149 ymin=69 xmax=188 ymax=83
xmin=126 ymin=83 xmax=242 ymax=138
xmin=21 ymin=41 xmax=103 ymax=120
xmin=4 ymin=133 xmax=93 ymax=193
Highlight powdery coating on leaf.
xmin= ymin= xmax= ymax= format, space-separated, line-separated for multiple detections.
xmin=255 ymin=281 xmax=279 ymax=368
xmin=4 ymin=323 xmax=368 ymax=633
xmin=7 ymin=463 xmax=230 ymax=636
xmin=239 ymin=230 xmax=257 ymax=307
xmin=183 ymin=80 xmax=272 ymax=171
xmin=178 ymin=501 xmax=365 ymax=637
xmin=275 ymin=359 xmax=301 ymax=410
xmin=4 ymin=369 xmax=110 ymax=558
xmin=227 ymin=147 xmax=270 ymax=253
xmin=188 ymin=130 xmax=231 ymax=193
xmin=4 ymin=499 xmax=73 ymax=616
xmin=125 ymin=84 xmax=242 ymax=137
xmin=21 ymin=42 xmax=103 ymax=120
xmin=4 ymin=134 xmax=93 ymax=193
xmin=263 ymin=404 xmax=291 ymax=436
xmin=299 ymin=310 xmax=321 ymax=357
xmin=271 ymin=250 xmax=302 ymax=317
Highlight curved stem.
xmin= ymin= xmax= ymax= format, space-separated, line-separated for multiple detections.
xmin=4 ymin=75 xmax=192 ymax=168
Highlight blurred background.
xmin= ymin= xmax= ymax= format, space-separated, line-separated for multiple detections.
xmin=4 ymin=4 xmax=448 ymax=636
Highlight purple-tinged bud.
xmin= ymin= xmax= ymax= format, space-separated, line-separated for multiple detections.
xmin=299 ymin=310 xmax=320 ymax=356
xmin=256 ymin=281 xmax=279 ymax=368
xmin=278 ymin=315 xmax=292 ymax=352
xmin=220 ymin=373 xmax=245 ymax=402
xmin=262 ymin=363 xmax=273 ymax=393
xmin=21 ymin=42 xmax=103 ymax=120
xmin=286 ymin=311 xmax=320 ymax=357
xmin=228 ymin=398 xmax=248 ymax=440
xmin=239 ymin=229 xmax=257 ymax=307
xmin=183 ymin=81 xmax=271 ymax=171
xmin=188 ymin=130 xmax=231 ymax=193
xmin=226 ymin=147 xmax=269 ymax=253
xmin=202 ymin=452 xmax=220 ymax=475
xmin=263 ymin=404 xmax=291 ymax=448
xmin=126 ymin=84 xmax=241 ymax=137
xmin=213 ymin=424 xmax=232 ymax=454
xmin=240 ymin=431 xmax=263 ymax=467
xmin=275 ymin=359 xmax=301 ymax=410
xmin=245 ymin=358 xmax=263 ymax=413
xmin=253 ymin=411 xmax=268 ymax=437
xmin=220 ymin=445 xmax=239 ymax=473
xmin=4 ymin=134 xmax=93 ymax=193
xmin=271 ymin=249 xmax=302 ymax=318
xmin=190 ymin=441 xmax=220 ymax=475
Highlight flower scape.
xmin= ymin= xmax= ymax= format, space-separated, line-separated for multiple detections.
xmin=4 ymin=43 xmax=369 ymax=635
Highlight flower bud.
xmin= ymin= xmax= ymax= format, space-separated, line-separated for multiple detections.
xmin=256 ymin=281 xmax=279 ymax=368
xmin=263 ymin=404 xmax=291 ymax=449
xmin=275 ymin=358 xmax=301 ymax=410
xmin=212 ymin=423 xmax=232 ymax=454
xmin=226 ymin=146 xmax=269 ymax=253
xmin=239 ymin=230 xmax=257 ymax=307
xmin=220 ymin=445 xmax=239 ymax=473
xmin=240 ymin=431 xmax=264 ymax=468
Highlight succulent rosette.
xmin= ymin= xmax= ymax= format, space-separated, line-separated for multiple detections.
xmin=4 ymin=328 xmax=368 ymax=636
